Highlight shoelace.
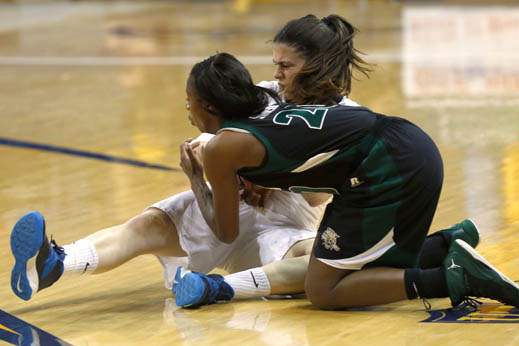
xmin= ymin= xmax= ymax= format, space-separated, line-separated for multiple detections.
xmin=460 ymin=297 xmax=483 ymax=310
xmin=50 ymin=237 xmax=65 ymax=256
xmin=422 ymin=297 xmax=482 ymax=313
xmin=464 ymin=273 xmax=507 ymax=305
xmin=421 ymin=298 xmax=432 ymax=312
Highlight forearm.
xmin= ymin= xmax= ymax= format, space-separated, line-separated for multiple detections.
xmin=189 ymin=175 xmax=218 ymax=237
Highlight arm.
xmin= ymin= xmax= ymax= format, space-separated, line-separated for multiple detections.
xmin=179 ymin=141 xmax=216 ymax=231
xmin=191 ymin=132 xmax=272 ymax=208
xmin=240 ymin=178 xmax=273 ymax=208
xmin=180 ymin=132 xmax=264 ymax=244
xmin=180 ymin=141 xmax=236 ymax=242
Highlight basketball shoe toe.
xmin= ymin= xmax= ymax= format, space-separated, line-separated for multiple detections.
xmin=444 ymin=239 xmax=519 ymax=308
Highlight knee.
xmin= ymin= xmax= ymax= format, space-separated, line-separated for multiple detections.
xmin=125 ymin=208 xmax=173 ymax=237
xmin=284 ymin=239 xmax=313 ymax=258
xmin=304 ymin=277 xmax=339 ymax=310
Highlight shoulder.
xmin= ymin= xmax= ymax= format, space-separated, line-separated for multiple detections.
xmin=257 ymin=80 xmax=280 ymax=93
xmin=339 ymin=97 xmax=361 ymax=107
xmin=204 ymin=130 xmax=265 ymax=170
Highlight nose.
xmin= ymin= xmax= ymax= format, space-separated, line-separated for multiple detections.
xmin=274 ymin=67 xmax=283 ymax=81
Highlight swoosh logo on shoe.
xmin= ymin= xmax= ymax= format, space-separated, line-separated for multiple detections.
xmin=16 ymin=274 xmax=23 ymax=293
xmin=250 ymin=271 xmax=259 ymax=288
xmin=173 ymin=267 xmax=190 ymax=286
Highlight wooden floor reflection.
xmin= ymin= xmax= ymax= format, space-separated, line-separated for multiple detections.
xmin=0 ymin=0 xmax=518 ymax=345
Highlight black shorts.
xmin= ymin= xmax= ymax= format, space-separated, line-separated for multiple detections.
xmin=314 ymin=117 xmax=443 ymax=269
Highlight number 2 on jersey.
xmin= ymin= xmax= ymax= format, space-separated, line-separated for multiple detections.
xmin=273 ymin=108 xmax=329 ymax=130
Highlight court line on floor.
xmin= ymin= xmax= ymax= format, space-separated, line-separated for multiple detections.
xmin=1 ymin=52 xmax=518 ymax=66
xmin=0 ymin=53 xmax=402 ymax=66
xmin=0 ymin=137 xmax=178 ymax=172
xmin=0 ymin=309 xmax=71 ymax=346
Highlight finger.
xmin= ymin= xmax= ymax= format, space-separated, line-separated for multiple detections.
xmin=180 ymin=145 xmax=190 ymax=167
xmin=187 ymin=145 xmax=204 ymax=169
xmin=186 ymin=145 xmax=198 ymax=163
xmin=242 ymin=190 xmax=252 ymax=204
xmin=259 ymin=189 xmax=272 ymax=207
xmin=247 ymin=192 xmax=261 ymax=207
xmin=180 ymin=143 xmax=188 ymax=160
xmin=243 ymin=180 xmax=253 ymax=190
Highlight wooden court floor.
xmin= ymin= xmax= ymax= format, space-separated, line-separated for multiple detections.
xmin=0 ymin=0 xmax=518 ymax=345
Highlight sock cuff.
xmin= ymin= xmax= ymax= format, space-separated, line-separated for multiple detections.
xmin=248 ymin=268 xmax=271 ymax=292
xmin=63 ymin=238 xmax=99 ymax=274
xmin=225 ymin=267 xmax=271 ymax=299
xmin=76 ymin=238 xmax=98 ymax=259
xmin=404 ymin=268 xmax=420 ymax=300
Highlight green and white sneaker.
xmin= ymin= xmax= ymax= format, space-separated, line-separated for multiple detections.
xmin=444 ymin=239 xmax=519 ymax=308
xmin=437 ymin=219 xmax=480 ymax=248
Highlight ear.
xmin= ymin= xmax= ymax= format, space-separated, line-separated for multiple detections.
xmin=203 ymin=103 xmax=217 ymax=115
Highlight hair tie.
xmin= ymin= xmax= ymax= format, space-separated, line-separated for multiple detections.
xmin=321 ymin=16 xmax=331 ymax=25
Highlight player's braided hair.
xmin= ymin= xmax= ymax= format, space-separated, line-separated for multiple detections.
xmin=273 ymin=14 xmax=372 ymax=105
xmin=189 ymin=53 xmax=281 ymax=120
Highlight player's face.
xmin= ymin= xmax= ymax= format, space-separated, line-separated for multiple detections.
xmin=185 ymin=83 xmax=214 ymax=133
xmin=272 ymin=43 xmax=306 ymax=98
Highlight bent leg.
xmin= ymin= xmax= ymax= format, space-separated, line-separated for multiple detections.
xmin=71 ymin=208 xmax=186 ymax=274
xmin=220 ymin=238 xmax=313 ymax=299
xmin=262 ymin=238 xmax=313 ymax=294
xmin=305 ymin=255 xmax=407 ymax=309
xmin=418 ymin=219 xmax=481 ymax=269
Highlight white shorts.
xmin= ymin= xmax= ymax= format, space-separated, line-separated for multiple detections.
xmin=148 ymin=189 xmax=324 ymax=289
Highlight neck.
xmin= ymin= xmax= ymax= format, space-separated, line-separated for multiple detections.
xmin=206 ymin=117 xmax=223 ymax=134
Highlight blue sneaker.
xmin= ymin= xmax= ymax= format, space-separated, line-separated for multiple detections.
xmin=173 ymin=267 xmax=234 ymax=308
xmin=10 ymin=211 xmax=65 ymax=301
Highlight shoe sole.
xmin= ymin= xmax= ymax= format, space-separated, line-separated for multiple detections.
xmin=10 ymin=212 xmax=45 ymax=301
xmin=463 ymin=219 xmax=480 ymax=248
xmin=174 ymin=267 xmax=207 ymax=308
xmin=456 ymin=239 xmax=519 ymax=306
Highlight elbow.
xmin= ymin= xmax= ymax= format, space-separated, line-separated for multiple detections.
xmin=305 ymin=198 xmax=327 ymax=207
xmin=306 ymin=200 xmax=323 ymax=207
xmin=217 ymin=231 xmax=239 ymax=244
xmin=303 ymin=193 xmax=331 ymax=207
xmin=219 ymin=232 xmax=238 ymax=244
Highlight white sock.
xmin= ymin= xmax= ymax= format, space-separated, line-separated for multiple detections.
xmin=62 ymin=239 xmax=99 ymax=274
xmin=224 ymin=267 xmax=271 ymax=299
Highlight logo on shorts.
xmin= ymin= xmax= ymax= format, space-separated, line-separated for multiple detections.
xmin=350 ymin=177 xmax=363 ymax=188
xmin=321 ymin=227 xmax=340 ymax=252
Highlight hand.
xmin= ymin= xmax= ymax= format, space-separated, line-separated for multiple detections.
xmin=180 ymin=140 xmax=204 ymax=180
xmin=240 ymin=178 xmax=272 ymax=207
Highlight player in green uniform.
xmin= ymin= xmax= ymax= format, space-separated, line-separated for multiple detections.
xmin=174 ymin=51 xmax=519 ymax=310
